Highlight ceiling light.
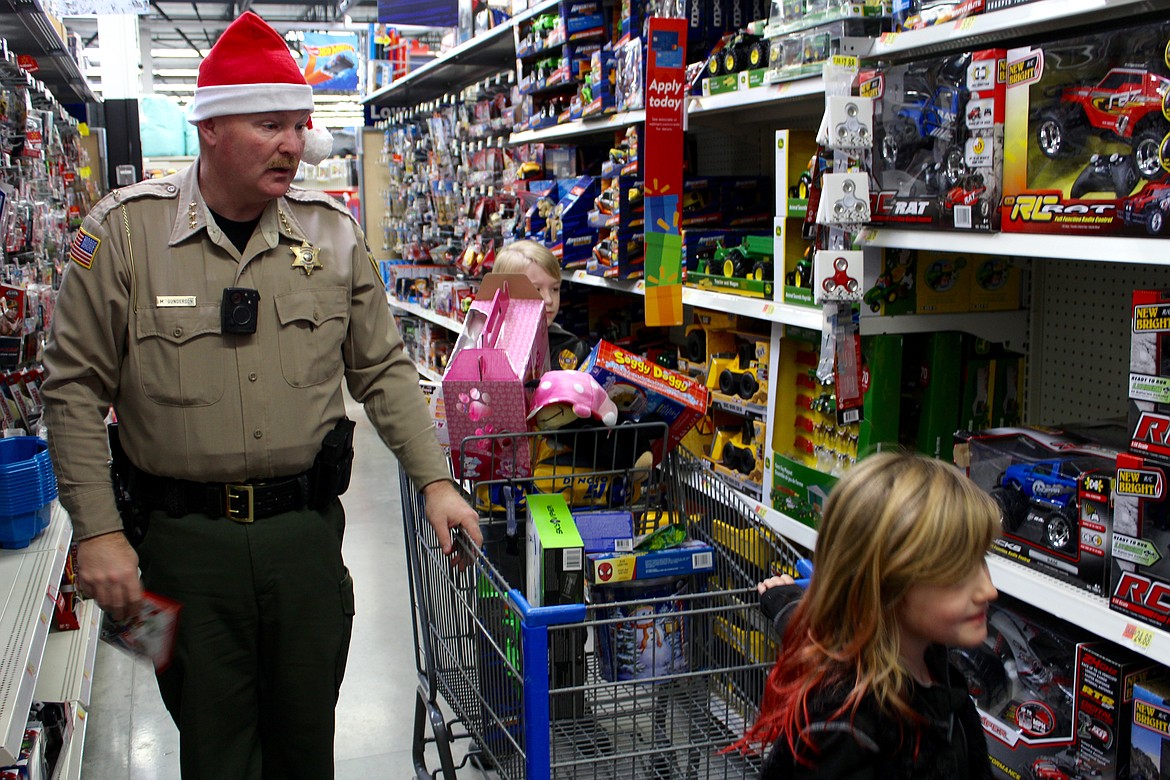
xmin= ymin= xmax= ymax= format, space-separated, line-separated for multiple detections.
xmin=150 ymin=48 xmax=208 ymax=59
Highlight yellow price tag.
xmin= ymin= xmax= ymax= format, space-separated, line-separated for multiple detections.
xmin=956 ymin=16 xmax=976 ymax=32
xmin=634 ymin=281 xmax=645 ymax=293
xmin=762 ymin=303 xmax=775 ymax=314
xmin=1132 ymin=627 xmax=1155 ymax=649
xmin=880 ymin=32 xmax=899 ymax=45
xmin=573 ymin=270 xmax=586 ymax=281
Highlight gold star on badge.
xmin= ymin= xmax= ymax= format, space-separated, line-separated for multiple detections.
xmin=291 ymin=240 xmax=323 ymax=276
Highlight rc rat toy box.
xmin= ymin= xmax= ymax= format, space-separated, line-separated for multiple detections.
xmin=870 ymin=48 xmax=1006 ymax=231
xmin=1001 ymin=21 xmax=1170 ymax=236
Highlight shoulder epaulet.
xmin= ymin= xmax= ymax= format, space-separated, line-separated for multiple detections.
xmin=284 ymin=186 xmax=355 ymax=219
xmin=88 ymin=177 xmax=180 ymax=225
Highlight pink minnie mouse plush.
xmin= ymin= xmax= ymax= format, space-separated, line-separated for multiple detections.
xmin=528 ymin=370 xmax=619 ymax=430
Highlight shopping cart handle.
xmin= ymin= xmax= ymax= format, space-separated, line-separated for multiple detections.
xmin=795 ymin=558 xmax=813 ymax=590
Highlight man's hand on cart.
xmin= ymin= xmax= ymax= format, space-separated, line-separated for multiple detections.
xmin=422 ymin=479 xmax=483 ymax=566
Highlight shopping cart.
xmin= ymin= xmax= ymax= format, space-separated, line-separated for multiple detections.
xmin=398 ymin=422 xmax=805 ymax=780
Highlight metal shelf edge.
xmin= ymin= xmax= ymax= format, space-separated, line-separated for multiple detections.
xmin=34 ymin=599 xmax=99 ymax=707
xmin=387 ymin=293 xmax=465 ymax=334
xmin=862 ymin=228 xmax=1170 ymax=265
xmin=0 ymin=505 xmax=71 ymax=765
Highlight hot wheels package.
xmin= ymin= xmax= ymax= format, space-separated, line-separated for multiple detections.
xmin=1002 ymin=20 xmax=1170 ymax=236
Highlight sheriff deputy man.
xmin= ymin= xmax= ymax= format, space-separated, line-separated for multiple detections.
xmin=40 ymin=11 xmax=481 ymax=780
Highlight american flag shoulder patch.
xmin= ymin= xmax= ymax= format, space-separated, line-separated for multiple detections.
xmin=69 ymin=228 xmax=100 ymax=269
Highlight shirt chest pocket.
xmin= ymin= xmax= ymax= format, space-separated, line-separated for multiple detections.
xmin=135 ymin=306 xmax=225 ymax=407
xmin=274 ymin=287 xmax=348 ymax=388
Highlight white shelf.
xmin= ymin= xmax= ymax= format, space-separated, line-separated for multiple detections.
xmin=52 ymin=703 xmax=86 ymax=780
xmin=508 ymin=76 xmax=825 ymax=143
xmin=388 ymin=293 xmax=466 ymax=335
xmin=987 ymin=556 xmax=1170 ymax=666
xmin=850 ymin=0 xmax=1170 ymax=60
xmin=687 ymin=75 xmax=826 ymax=117
xmin=0 ymin=503 xmax=71 ymax=765
xmin=416 ymin=363 xmax=443 ymax=382
xmin=565 ymin=269 xmax=1027 ymax=338
xmin=862 ymin=228 xmax=1170 ymax=265
xmin=363 ymin=0 xmax=558 ymax=109
xmin=510 ymin=109 xmax=645 ymax=144
xmin=34 ymin=599 xmax=100 ymax=707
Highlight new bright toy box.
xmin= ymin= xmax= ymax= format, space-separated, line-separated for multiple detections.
xmin=1001 ymin=21 xmax=1170 ymax=236
xmin=583 ymin=340 xmax=709 ymax=465
xmin=869 ymin=48 xmax=1006 ymax=231
xmin=955 ymin=426 xmax=1121 ymax=596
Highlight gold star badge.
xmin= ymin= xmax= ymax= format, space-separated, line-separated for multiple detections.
xmin=291 ymin=240 xmax=323 ymax=276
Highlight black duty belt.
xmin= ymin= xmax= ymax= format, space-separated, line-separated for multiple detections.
xmin=135 ymin=470 xmax=311 ymax=523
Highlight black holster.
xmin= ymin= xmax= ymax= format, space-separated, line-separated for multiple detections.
xmin=108 ymin=423 xmax=149 ymax=547
xmin=309 ymin=417 xmax=355 ymax=510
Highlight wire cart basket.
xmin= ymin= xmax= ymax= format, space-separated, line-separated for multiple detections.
xmin=399 ymin=422 xmax=805 ymax=780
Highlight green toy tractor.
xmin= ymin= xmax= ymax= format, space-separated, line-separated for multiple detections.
xmin=713 ymin=235 xmax=773 ymax=281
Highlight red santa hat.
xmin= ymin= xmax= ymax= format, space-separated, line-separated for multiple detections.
xmin=187 ymin=11 xmax=332 ymax=165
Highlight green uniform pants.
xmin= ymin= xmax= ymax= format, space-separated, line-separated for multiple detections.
xmin=136 ymin=500 xmax=355 ymax=780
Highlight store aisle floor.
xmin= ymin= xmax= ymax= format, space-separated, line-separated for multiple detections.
xmin=82 ymin=394 xmax=478 ymax=778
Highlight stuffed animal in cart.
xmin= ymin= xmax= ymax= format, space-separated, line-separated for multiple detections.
xmin=528 ymin=370 xmax=619 ymax=429
xmin=528 ymin=370 xmax=658 ymax=472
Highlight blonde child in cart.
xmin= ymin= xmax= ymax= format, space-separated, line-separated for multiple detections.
xmin=492 ymin=240 xmax=591 ymax=370
xmin=738 ymin=451 xmax=999 ymax=780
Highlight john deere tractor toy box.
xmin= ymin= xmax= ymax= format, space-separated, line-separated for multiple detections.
xmin=956 ymin=426 xmax=1121 ymax=595
xmin=1001 ymin=21 xmax=1170 ymax=236
xmin=869 ymin=48 xmax=1006 ymax=231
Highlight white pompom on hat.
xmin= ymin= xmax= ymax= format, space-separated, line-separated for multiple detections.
xmin=187 ymin=11 xmax=333 ymax=165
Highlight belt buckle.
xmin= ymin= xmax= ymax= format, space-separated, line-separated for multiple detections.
xmin=225 ymin=484 xmax=254 ymax=523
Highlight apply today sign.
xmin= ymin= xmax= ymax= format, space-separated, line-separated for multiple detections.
xmin=643 ymin=17 xmax=687 ymax=328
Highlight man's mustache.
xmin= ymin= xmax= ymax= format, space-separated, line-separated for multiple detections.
xmin=267 ymin=157 xmax=297 ymax=169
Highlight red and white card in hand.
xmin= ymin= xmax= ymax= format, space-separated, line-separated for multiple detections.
xmin=100 ymin=591 xmax=182 ymax=671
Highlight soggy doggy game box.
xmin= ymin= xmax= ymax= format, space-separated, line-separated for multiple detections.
xmin=583 ymin=340 xmax=709 ymax=463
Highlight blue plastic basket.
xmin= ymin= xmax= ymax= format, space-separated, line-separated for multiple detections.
xmin=0 ymin=437 xmax=56 ymax=548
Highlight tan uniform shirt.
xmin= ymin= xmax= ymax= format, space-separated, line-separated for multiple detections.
xmin=42 ymin=162 xmax=450 ymax=540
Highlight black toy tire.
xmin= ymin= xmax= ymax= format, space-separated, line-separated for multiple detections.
xmin=719 ymin=369 xmax=736 ymax=396
xmin=707 ymin=56 xmax=720 ymax=77
xmin=1036 ymin=108 xmax=1086 ymax=159
xmin=723 ymin=49 xmax=741 ymax=74
xmin=990 ymin=484 xmax=1027 ymax=533
xmin=1045 ymin=510 xmax=1076 ymax=552
xmin=749 ymin=42 xmax=768 ymax=69
xmin=738 ymin=372 xmax=758 ymax=400
xmin=1148 ymin=207 xmax=1167 ymax=235
xmin=686 ymin=330 xmax=706 ymax=364
xmin=1134 ymin=127 xmax=1168 ymax=179
xmin=881 ymin=117 xmax=919 ymax=171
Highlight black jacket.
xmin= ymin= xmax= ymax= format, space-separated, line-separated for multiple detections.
xmin=757 ymin=587 xmax=992 ymax=780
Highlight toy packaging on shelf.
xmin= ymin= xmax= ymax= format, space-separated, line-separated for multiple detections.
xmin=1002 ymin=20 xmax=1170 ymax=236
xmin=955 ymin=426 xmax=1122 ymax=595
xmin=868 ymin=48 xmax=1006 ymax=231
xmin=769 ymin=327 xmax=903 ymax=527
xmin=1132 ymin=675 xmax=1170 ymax=779
xmin=684 ymin=230 xmax=775 ymax=298
xmin=892 ymin=0 xmax=983 ymax=31
xmin=1109 ymin=451 xmax=1170 ymax=631
xmin=1128 ymin=290 xmax=1170 ymax=462
xmin=951 ymin=596 xmax=1161 ymax=780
